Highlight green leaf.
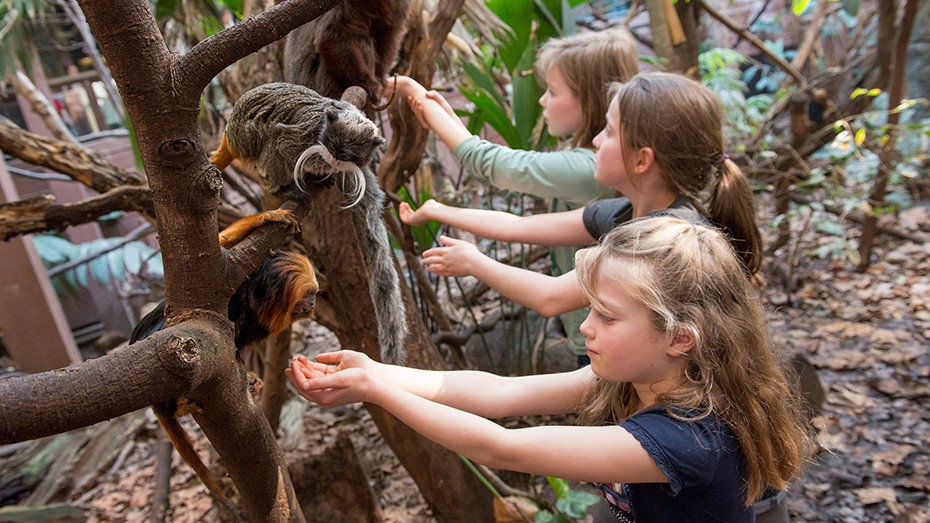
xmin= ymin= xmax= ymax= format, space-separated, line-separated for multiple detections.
xmin=463 ymin=60 xmax=506 ymax=109
xmin=32 ymin=235 xmax=74 ymax=265
xmin=545 ymin=476 xmax=569 ymax=499
xmin=791 ymin=0 xmax=811 ymax=16
xmin=512 ymin=28 xmax=542 ymax=149
xmin=840 ymin=0 xmax=860 ymax=15
xmin=556 ymin=490 xmax=601 ymax=518
xmin=854 ymin=128 xmax=866 ymax=146
xmin=816 ymin=219 xmax=846 ymax=236
xmin=485 ymin=0 xmax=534 ymax=72
xmin=460 ymin=88 xmax=522 ymax=149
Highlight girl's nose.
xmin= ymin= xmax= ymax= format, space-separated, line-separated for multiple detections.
xmin=579 ymin=311 xmax=595 ymax=338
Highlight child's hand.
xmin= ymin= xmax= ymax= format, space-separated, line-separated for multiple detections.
xmin=406 ymin=95 xmax=433 ymax=130
xmin=421 ymin=235 xmax=483 ymax=277
xmin=424 ymin=90 xmax=469 ymax=132
xmin=424 ymin=90 xmax=456 ymax=119
xmin=285 ymin=352 xmax=375 ymax=408
xmin=399 ymin=199 xmax=441 ymax=226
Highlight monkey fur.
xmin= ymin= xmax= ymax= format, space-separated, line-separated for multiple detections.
xmin=130 ymin=210 xmax=318 ymax=523
xmin=211 ymin=82 xmax=408 ymax=365
xmin=283 ymin=0 xmax=411 ymax=105
xmin=210 ymin=83 xmax=384 ymax=205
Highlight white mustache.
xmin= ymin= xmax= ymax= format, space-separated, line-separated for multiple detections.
xmin=293 ymin=144 xmax=366 ymax=208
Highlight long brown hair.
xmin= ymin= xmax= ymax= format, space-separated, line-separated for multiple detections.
xmin=574 ymin=218 xmax=810 ymax=505
xmin=609 ymin=72 xmax=763 ymax=274
xmin=536 ymin=27 xmax=639 ymax=149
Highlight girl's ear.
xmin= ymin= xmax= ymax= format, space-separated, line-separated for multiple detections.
xmin=667 ymin=324 xmax=696 ymax=357
xmin=633 ymin=147 xmax=656 ymax=174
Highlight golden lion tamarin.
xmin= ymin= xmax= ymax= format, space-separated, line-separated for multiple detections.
xmin=211 ymin=83 xmax=408 ymax=365
xmin=131 ymin=210 xmax=318 ymax=522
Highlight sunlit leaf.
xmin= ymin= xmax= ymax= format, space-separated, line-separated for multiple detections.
xmin=545 ymin=476 xmax=569 ymax=499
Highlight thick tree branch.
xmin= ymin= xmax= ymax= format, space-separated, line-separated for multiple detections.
xmin=0 ymin=118 xmax=145 ymax=193
xmin=180 ymin=0 xmax=342 ymax=97
xmin=0 ymin=186 xmax=152 ymax=241
xmin=0 ymin=314 xmax=231 ymax=444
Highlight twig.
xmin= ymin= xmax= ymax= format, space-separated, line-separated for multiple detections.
xmin=150 ymin=437 xmax=173 ymax=523
xmin=693 ymin=0 xmax=806 ymax=86
xmin=47 ymin=223 xmax=156 ymax=277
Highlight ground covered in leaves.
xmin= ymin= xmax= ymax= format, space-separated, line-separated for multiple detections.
xmin=1 ymin=204 xmax=929 ymax=523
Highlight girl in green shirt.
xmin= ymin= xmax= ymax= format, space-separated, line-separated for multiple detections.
xmin=394 ymin=27 xmax=639 ymax=362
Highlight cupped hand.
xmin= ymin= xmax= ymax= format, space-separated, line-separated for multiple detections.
xmin=399 ymin=199 xmax=441 ymax=226
xmin=420 ymin=235 xmax=483 ymax=278
xmin=285 ymin=351 xmax=376 ymax=408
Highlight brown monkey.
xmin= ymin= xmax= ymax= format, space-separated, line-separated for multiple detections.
xmin=211 ymin=82 xmax=408 ymax=365
xmin=130 ymin=210 xmax=318 ymax=523
xmin=283 ymin=0 xmax=411 ymax=105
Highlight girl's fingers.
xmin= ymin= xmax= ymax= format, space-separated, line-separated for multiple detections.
xmin=438 ymin=235 xmax=465 ymax=247
xmin=313 ymin=351 xmax=343 ymax=364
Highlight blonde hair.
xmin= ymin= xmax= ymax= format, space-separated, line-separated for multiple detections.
xmin=608 ymin=72 xmax=762 ymax=274
xmin=574 ymin=217 xmax=810 ymax=506
xmin=536 ymin=27 xmax=639 ymax=149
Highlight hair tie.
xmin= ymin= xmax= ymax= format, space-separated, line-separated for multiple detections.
xmin=714 ymin=153 xmax=729 ymax=167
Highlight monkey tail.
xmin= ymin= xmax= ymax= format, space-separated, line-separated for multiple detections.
xmin=347 ymin=167 xmax=408 ymax=364
xmin=210 ymin=134 xmax=236 ymax=172
xmin=153 ymin=406 xmax=245 ymax=523
xmin=370 ymin=74 xmax=399 ymax=112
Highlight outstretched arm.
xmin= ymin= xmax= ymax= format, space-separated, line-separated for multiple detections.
xmin=399 ymin=200 xmax=594 ymax=247
xmin=286 ymin=354 xmax=666 ymax=485
xmin=420 ymin=236 xmax=588 ymax=317
xmin=286 ymin=351 xmax=591 ymax=418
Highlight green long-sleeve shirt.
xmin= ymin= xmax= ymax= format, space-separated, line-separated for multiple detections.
xmin=453 ymin=136 xmax=611 ymax=356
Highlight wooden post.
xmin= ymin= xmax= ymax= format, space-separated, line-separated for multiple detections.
xmin=0 ymin=155 xmax=82 ymax=371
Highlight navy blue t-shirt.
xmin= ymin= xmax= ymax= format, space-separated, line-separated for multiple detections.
xmin=595 ymin=407 xmax=754 ymax=522
xmin=582 ymin=196 xmax=708 ymax=242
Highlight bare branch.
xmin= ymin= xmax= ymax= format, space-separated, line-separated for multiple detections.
xmin=8 ymin=72 xmax=80 ymax=145
xmin=693 ymin=0 xmax=807 ymax=86
xmin=0 ymin=186 xmax=153 ymax=241
xmin=0 ymin=117 xmax=145 ymax=193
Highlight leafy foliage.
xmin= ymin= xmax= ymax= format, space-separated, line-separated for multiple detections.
xmin=535 ymin=477 xmax=601 ymax=522
xmin=698 ymin=48 xmax=775 ymax=149
xmin=0 ymin=0 xmax=46 ymax=84
xmin=33 ymin=232 xmax=163 ymax=297
xmin=456 ymin=0 xmax=585 ymax=153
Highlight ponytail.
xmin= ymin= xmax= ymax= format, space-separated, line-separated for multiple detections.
xmin=706 ymin=159 xmax=763 ymax=276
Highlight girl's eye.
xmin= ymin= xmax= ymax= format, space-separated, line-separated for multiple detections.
xmin=598 ymin=313 xmax=614 ymax=324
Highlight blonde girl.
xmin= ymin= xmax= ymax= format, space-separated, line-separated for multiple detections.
xmin=286 ymin=217 xmax=809 ymax=522
xmin=399 ymin=72 xmax=763 ymax=318
xmin=393 ymin=27 xmax=639 ymax=360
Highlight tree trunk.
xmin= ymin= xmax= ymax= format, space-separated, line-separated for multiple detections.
xmin=857 ymin=0 xmax=920 ymax=270
xmin=299 ymin=188 xmax=495 ymax=523
xmin=2 ymin=1 xmax=342 ymax=521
